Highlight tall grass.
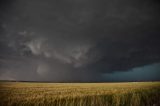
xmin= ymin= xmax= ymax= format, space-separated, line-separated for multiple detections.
xmin=0 ymin=82 xmax=160 ymax=106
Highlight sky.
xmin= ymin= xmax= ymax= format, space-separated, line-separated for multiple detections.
xmin=0 ymin=0 xmax=160 ymax=82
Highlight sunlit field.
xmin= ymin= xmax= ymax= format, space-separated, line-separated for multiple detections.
xmin=0 ymin=82 xmax=160 ymax=106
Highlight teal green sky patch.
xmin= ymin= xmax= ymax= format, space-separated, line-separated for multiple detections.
xmin=104 ymin=63 xmax=160 ymax=81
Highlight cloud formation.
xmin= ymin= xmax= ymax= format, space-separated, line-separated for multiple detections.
xmin=0 ymin=0 xmax=160 ymax=81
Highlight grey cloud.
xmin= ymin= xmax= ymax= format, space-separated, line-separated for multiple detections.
xmin=0 ymin=0 xmax=160 ymax=81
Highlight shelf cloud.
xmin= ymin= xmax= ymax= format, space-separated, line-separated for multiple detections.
xmin=0 ymin=0 xmax=160 ymax=81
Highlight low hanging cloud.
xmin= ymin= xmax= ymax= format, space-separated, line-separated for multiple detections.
xmin=0 ymin=0 xmax=160 ymax=81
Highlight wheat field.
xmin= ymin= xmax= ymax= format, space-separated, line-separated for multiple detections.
xmin=0 ymin=82 xmax=160 ymax=106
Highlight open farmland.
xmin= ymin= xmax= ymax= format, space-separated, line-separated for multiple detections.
xmin=0 ymin=82 xmax=160 ymax=106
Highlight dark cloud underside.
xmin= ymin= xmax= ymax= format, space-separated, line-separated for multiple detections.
xmin=0 ymin=0 xmax=160 ymax=81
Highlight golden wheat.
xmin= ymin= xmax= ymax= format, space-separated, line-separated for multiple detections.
xmin=0 ymin=82 xmax=160 ymax=106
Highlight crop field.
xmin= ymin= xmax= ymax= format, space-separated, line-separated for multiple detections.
xmin=0 ymin=82 xmax=160 ymax=106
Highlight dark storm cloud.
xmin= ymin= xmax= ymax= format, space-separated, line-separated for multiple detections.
xmin=0 ymin=0 xmax=160 ymax=81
